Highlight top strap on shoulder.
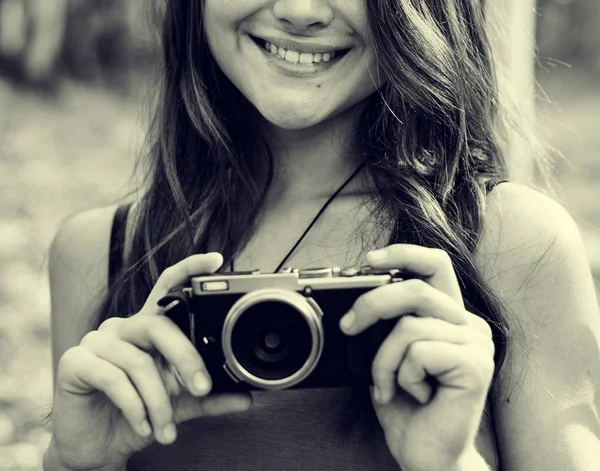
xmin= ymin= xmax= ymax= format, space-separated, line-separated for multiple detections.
xmin=108 ymin=203 xmax=132 ymax=287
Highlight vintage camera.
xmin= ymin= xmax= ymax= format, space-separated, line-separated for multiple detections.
xmin=158 ymin=266 xmax=414 ymax=392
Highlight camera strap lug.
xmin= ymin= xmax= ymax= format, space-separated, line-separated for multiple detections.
xmin=157 ymin=288 xmax=195 ymax=343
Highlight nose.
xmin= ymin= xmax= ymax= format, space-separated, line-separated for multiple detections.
xmin=272 ymin=0 xmax=334 ymax=30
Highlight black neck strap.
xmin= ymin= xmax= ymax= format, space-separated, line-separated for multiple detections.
xmin=232 ymin=163 xmax=366 ymax=273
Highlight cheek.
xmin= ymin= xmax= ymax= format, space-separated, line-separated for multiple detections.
xmin=203 ymin=0 xmax=265 ymax=29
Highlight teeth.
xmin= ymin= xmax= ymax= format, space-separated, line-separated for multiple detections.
xmin=285 ymin=50 xmax=300 ymax=63
xmin=263 ymin=41 xmax=340 ymax=64
xmin=299 ymin=52 xmax=313 ymax=64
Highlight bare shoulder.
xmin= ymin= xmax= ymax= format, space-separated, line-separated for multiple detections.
xmin=48 ymin=205 xmax=121 ymax=379
xmin=477 ymin=183 xmax=600 ymax=468
xmin=475 ymin=182 xmax=590 ymax=301
xmin=477 ymin=182 xmax=579 ymax=265
xmin=475 ymin=180 xmax=595 ymax=338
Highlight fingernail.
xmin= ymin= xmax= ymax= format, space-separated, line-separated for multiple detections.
xmin=340 ymin=310 xmax=356 ymax=332
xmin=140 ymin=419 xmax=152 ymax=437
xmin=235 ymin=395 xmax=253 ymax=411
xmin=373 ymin=386 xmax=383 ymax=404
xmin=367 ymin=249 xmax=388 ymax=263
xmin=193 ymin=371 xmax=210 ymax=395
xmin=162 ymin=423 xmax=177 ymax=444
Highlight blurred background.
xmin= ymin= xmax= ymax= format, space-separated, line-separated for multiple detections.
xmin=0 ymin=1 xmax=599 ymax=469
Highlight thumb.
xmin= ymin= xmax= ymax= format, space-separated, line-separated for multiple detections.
xmin=173 ymin=391 xmax=253 ymax=424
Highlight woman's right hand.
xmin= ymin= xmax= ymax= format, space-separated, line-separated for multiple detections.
xmin=47 ymin=253 xmax=253 ymax=471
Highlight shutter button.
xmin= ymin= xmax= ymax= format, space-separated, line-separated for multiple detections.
xmin=341 ymin=267 xmax=359 ymax=277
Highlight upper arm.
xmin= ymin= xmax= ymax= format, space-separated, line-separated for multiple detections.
xmin=476 ymin=183 xmax=600 ymax=470
xmin=48 ymin=205 xmax=118 ymax=384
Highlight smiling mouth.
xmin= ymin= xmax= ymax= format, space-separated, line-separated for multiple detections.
xmin=249 ymin=36 xmax=351 ymax=65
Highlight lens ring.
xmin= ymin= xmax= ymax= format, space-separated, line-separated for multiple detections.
xmin=222 ymin=288 xmax=324 ymax=389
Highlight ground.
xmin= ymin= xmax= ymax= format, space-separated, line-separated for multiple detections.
xmin=0 ymin=68 xmax=598 ymax=469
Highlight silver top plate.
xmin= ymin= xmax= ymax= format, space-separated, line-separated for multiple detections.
xmin=191 ymin=271 xmax=398 ymax=296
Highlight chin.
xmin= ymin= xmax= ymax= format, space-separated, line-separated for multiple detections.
xmin=259 ymin=106 xmax=330 ymax=131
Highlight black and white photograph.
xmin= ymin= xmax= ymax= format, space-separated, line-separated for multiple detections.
xmin=1 ymin=1 xmax=600 ymax=470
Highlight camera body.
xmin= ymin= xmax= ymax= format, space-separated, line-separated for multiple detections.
xmin=159 ymin=266 xmax=412 ymax=393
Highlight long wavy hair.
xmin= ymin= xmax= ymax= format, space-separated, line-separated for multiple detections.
xmin=98 ymin=0 xmax=521 ymax=438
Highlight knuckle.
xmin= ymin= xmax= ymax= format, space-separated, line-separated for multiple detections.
xmin=159 ymin=266 xmax=179 ymax=289
xmin=57 ymin=346 xmax=82 ymax=372
xmin=397 ymin=313 xmax=418 ymax=333
xmin=148 ymin=313 xmax=172 ymax=330
xmin=134 ymin=311 xmax=168 ymax=336
xmin=129 ymin=351 xmax=156 ymax=372
xmin=465 ymin=350 xmax=494 ymax=390
xmin=470 ymin=314 xmax=493 ymax=337
xmin=406 ymin=278 xmax=427 ymax=296
xmin=146 ymin=315 xmax=177 ymax=338
xmin=79 ymin=330 xmax=111 ymax=349
xmin=79 ymin=330 xmax=101 ymax=347
xmin=432 ymin=248 xmax=452 ymax=265
xmin=405 ymin=341 xmax=424 ymax=363
xmin=480 ymin=344 xmax=496 ymax=371
xmin=407 ymin=279 xmax=432 ymax=305
xmin=397 ymin=361 xmax=411 ymax=383
xmin=99 ymin=369 xmax=128 ymax=394
xmin=98 ymin=317 xmax=125 ymax=332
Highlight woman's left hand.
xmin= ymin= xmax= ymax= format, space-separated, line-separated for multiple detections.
xmin=340 ymin=244 xmax=495 ymax=471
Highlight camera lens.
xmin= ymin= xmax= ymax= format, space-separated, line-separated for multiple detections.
xmin=222 ymin=289 xmax=324 ymax=389
xmin=231 ymin=302 xmax=313 ymax=381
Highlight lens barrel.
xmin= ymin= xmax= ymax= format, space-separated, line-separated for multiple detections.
xmin=221 ymin=288 xmax=324 ymax=389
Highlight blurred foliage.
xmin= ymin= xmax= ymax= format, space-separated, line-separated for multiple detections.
xmin=537 ymin=0 xmax=600 ymax=71
xmin=0 ymin=0 xmax=157 ymax=91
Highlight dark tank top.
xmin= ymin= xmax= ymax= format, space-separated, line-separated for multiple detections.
xmin=109 ymin=180 xmax=507 ymax=470
xmin=108 ymin=205 xmax=397 ymax=470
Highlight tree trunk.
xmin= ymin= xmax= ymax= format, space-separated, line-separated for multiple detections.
xmin=486 ymin=0 xmax=537 ymax=184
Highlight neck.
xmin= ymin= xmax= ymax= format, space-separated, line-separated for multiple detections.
xmin=262 ymin=105 xmax=367 ymax=204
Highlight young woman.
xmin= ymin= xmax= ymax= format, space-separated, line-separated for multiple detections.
xmin=44 ymin=1 xmax=600 ymax=470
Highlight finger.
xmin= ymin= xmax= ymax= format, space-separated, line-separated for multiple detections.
xmin=466 ymin=312 xmax=494 ymax=338
xmin=81 ymin=332 xmax=180 ymax=445
xmin=371 ymin=316 xmax=486 ymax=404
xmin=366 ymin=245 xmax=463 ymax=304
xmin=396 ymin=346 xmax=433 ymax=405
xmin=142 ymin=252 xmax=224 ymax=315
xmin=57 ymin=347 xmax=152 ymax=440
xmin=340 ymin=278 xmax=467 ymax=335
xmin=396 ymin=340 xmax=494 ymax=404
xmin=104 ymin=314 xmax=212 ymax=397
xmin=173 ymin=391 xmax=253 ymax=423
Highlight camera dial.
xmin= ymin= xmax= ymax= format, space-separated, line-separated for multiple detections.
xmin=298 ymin=267 xmax=341 ymax=278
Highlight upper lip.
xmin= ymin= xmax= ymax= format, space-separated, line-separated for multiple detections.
xmin=252 ymin=34 xmax=352 ymax=54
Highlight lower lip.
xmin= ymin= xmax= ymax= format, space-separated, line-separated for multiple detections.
xmin=249 ymin=37 xmax=349 ymax=78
